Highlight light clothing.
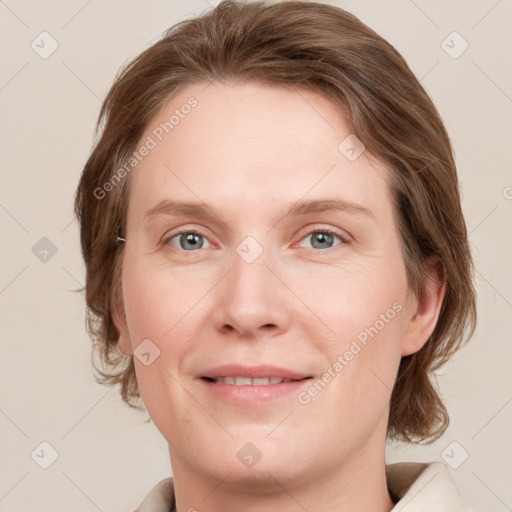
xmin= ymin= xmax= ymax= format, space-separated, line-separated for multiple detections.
xmin=134 ymin=461 xmax=484 ymax=511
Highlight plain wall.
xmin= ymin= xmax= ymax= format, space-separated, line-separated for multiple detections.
xmin=0 ymin=0 xmax=511 ymax=510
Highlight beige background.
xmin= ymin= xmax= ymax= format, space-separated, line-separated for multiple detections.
xmin=0 ymin=0 xmax=511 ymax=510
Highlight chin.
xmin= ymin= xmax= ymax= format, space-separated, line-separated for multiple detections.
xmin=209 ymin=433 xmax=308 ymax=485
xmin=205 ymin=454 xmax=305 ymax=495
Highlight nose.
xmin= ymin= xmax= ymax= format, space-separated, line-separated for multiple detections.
xmin=211 ymin=242 xmax=291 ymax=339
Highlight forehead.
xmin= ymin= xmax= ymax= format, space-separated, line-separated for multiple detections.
xmin=126 ymin=80 xmax=393 ymax=225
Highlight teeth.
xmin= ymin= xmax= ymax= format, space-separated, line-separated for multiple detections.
xmin=211 ymin=376 xmax=298 ymax=386
xmin=235 ymin=376 xmax=252 ymax=386
xmin=252 ymin=377 xmax=270 ymax=385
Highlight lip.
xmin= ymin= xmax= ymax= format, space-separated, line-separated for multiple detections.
xmin=198 ymin=364 xmax=310 ymax=380
xmin=196 ymin=364 xmax=312 ymax=405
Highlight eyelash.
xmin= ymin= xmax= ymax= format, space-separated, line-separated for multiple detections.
xmin=162 ymin=227 xmax=348 ymax=252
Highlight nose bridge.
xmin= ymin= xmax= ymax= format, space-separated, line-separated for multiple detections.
xmin=212 ymin=234 xmax=289 ymax=336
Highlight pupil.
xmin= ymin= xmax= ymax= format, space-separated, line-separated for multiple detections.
xmin=183 ymin=233 xmax=201 ymax=250
xmin=314 ymin=232 xmax=332 ymax=248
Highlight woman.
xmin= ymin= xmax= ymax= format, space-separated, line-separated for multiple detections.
xmin=74 ymin=1 xmax=481 ymax=510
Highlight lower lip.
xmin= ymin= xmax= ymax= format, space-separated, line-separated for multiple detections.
xmin=198 ymin=378 xmax=311 ymax=405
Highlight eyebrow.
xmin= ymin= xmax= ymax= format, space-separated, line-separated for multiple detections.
xmin=143 ymin=198 xmax=374 ymax=223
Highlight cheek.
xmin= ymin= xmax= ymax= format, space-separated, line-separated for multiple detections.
xmin=293 ymin=254 xmax=408 ymax=342
xmin=296 ymin=254 xmax=408 ymax=404
xmin=121 ymin=258 xmax=195 ymax=427
xmin=304 ymin=307 xmax=405 ymax=441
xmin=120 ymin=254 xmax=205 ymax=399
xmin=121 ymin=254 xmax=192 ymax=345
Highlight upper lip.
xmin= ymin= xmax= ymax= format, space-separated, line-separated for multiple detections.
xmin=199 ymin=364 xmax=311 ymax=380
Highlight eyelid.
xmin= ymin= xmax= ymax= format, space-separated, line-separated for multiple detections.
xmin=294 ymin=222 xmax=351 ymax=242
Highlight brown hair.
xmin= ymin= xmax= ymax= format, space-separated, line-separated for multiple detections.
xmin=74 ymin=0 xmax=476 ymax=443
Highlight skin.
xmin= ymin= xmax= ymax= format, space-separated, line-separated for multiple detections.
xmin=114 ymin=81 xmax=445 ymax=512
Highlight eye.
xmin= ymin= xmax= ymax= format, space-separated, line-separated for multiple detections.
xmin=164 ymin=230 xmax=212 ymax=251
xmin=163 ymin=227 xmax=346 ymax=252
xmin=298 ymin=228 xmax=345 ymax=250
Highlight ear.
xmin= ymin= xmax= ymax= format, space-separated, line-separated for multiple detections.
xmin=112 ymin=285 xmax=133 ymax=356
xmin=401 ymin=255 xmax=446 ymax=357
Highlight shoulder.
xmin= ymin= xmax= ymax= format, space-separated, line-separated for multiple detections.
xmin=387 ymin=461 xmax=486 ymax=511
xmin=133 ymin=477 xmax=175 ymax=512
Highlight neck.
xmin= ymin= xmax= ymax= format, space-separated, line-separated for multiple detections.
xmin=169 ymin=433 xmax=394 ymax=512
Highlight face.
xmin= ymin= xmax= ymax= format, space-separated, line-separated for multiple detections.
xmin=115 ymin=81 xmax=439 ymax=487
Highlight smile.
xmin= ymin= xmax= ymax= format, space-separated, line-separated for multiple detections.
xmin=202 ymin=376 xmax=303 ymax=385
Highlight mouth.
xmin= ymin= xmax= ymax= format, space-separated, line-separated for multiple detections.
xmin=201 ymin=376 xmax=310 ymax=386
xmin=198 ymin=365 xmax=313 ymax=404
